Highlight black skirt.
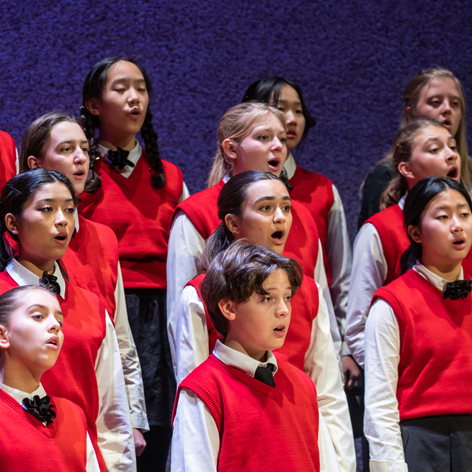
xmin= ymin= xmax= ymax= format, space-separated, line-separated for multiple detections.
xmin=125 ymin=288 xmax=176 ymax=427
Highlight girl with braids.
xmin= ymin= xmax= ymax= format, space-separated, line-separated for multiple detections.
xmin=20 ymin=111 xmax=148 ymax=457
xmin=167 ymin=102 xmax=342 ymax=365
xmin=345 ymin=119 xmax=461 ymax=368
xmin=0 ymin=285 xmax=100 ymax=471
xmin=79 ymin=57 xmax=188 ymax=472
xmin=0 ymin=169 xmax=135 ymax=471
xmin=365 ymin=177 xmax=472 ymax=471
xmin=241 ymin=77 xmax=356 ymax=388
xmin=169 ymin=170 xmax=355 ymax=472
xmin=358 ymin=67 xmax=470 ymax=227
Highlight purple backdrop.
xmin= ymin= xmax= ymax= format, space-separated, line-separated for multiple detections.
xmin=1 ymin=1 xmax=471 ymax=239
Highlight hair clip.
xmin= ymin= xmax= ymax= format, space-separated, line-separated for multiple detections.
xmin=5 ymin=184 xmax=22 ymax=196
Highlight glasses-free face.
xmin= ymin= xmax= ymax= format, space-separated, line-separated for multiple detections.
xmin=414 ymin=77 xmax=462 ymax=138
xmin=399 ymin=126 xmax=461 ymax=190
xmin=225 ymin=179 xmax=292 ymax=255
xmin=219 ymin=269 xmax=292 ymax=361
xmin=28 ymin=122 xmax=90 ymax=196
xmin=408 ymin=188 xmax=472 ymax=275
xmin=0 ymin=289 xmax=64 ymax=382
xmin=5 ymin=182 xmax=76 ymax=274
xmin=225 ymin=114 xmax=288 ymax=177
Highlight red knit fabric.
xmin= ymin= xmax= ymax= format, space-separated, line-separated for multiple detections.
xmin=174 ymin=353 xmax=320 ymax=472
xmin=79 ymin=152 xmax=184 ymax=289
xmin=63 ymin=215 xmax=119 ymax=322
xmin=173 ymin=180 xmax=319 ymax=277
xmin=0 ymin=389 xmax=88 ymax=472
xmin=0 ymin=130 xmax=17 ymax=192
xmin=289 ymin=165 xmax=334 ymax=284
xmin=185 ymin=273 xmax=319 ymax=371
xmin=0 ymin=272 xmax=107 ymax=471
xmin=365 ymin=204 xmax=409 ymax=285
xmin=373 ymin=269 xmax=472 ymax=420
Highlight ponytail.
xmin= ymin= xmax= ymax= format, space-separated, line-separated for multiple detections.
xmin=197 ymin=224 xmax=234 ymax=274
xmin=79 ymin=105 xmax=102 ymax=193
xmin=141 ymin=109 xmax=166 ymax=189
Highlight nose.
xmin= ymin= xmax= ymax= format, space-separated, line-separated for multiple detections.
xmin=48 ymin=315 xmax=61 ymax=333
xmin=271 ymin=137 xmax=283 ymax=151
xmin=446 ymin=147 xmax=459 ymax=163
xmin=273 ymin=206 xmax=286 ymax=224
xmin=128 ymin=87 xmax=139 ymax=105
xmin=74 ymin=147 xmax=88 ymax=165
xmin=55 ymin=209 xmax=68 ymax=227
xmin=441 ymin=100 xmax=452 ymax=115
xmin=285 ymin=110 xmax=296 ymax=125
xmin=451 ymin=214 xmax=464 ymax=233
xmin=275 ymin=296 xmax=290 ymax=318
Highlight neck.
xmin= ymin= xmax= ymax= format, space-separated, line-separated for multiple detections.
xmin=1 ymin=360 xmax=41 ymax=394
xmin=99 ymin=132 xmax=136 ymax=152
xmin=421 ymin=257 xmax=462 ymax=282
xmin=17 ymin=258 xmax=55 ymax=278
xmin=224 ymin=337 xmax=267 ymax=362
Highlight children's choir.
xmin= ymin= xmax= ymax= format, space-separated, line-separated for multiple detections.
xmin=0 ymin=61 xmax=470 ymax=472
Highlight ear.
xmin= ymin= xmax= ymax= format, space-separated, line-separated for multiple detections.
xmin=218 ymin=299 xmax=237 ymax=321
xmin=407 ymin=224 xmax=422 ymax=244
xmin=0 ymin=325 xmax=10 ymax=350
xmin=224 ymin=214 xmax=240 ymax=236
xmin=27 ymin=156 xmax=40 ymax=170
xmin=398 ymin=161 xmax=415 ymax=181
xmin=405 ymin=106 xmax=411 ymax=118
xmin=85 ymin=98 xmax=101 ymax=117
xmin=4 ymin=214 xmax=18 ymax=235
xmin=222 ymin=138 xmax=238 ymax=161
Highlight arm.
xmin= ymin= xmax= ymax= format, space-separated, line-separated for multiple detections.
xmin=304 ymin=287 xmax=356 ymax=472
xmin=166 ymin=212 xmax=205 ymax=370
xmin=169 ymin=285 xmax=210 ymax=385
xmin=86 ymin=432 xmax=102 ymax=472
xmin=364 ymin=300 xmax=407 ymax=472
xmin=113 ymin=261 xmax=149 ymax=432
xmin=95 ymin=313 xmax=136 ymax=471
xmin=171 ymin=389 xmax=219 ymax=472
xmin=345 ymin=223 xmax=387 ymax=367
xmin=314 ymin=239 xmax=342 ymax=359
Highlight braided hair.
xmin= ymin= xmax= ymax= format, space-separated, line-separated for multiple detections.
xmin=80 ymin=57 xmax=166 ymax=193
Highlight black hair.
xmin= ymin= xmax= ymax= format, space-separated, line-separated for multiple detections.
xmin=400 ymin=176 xmax=472 ymax=273
xmin=80 ymin=56 xmax=166 ymax=193
xmin=242 ymin=76 xmax=316 ymax=141
xmin=0 ymin=169 xmax=76 ymax=272
xmin=197 ymin=170 xmax=285 ymax=273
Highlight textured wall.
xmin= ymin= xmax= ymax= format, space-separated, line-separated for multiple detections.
xmin=1 ymin=1 xmax=471 ymax=240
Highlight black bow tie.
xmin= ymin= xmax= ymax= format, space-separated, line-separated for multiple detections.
xmin=22 ymin=395 xmax=56 ymax=425
xmin=443 ymin=280 xmax=472 ymax=300
xmin=254 ymin=363 xmax=275 ymax=387
xmin=279 ymin=169 xmax=293 ymax=191
xmin=107 ymin=148 xmax=135 ymax=171
xmin=39 ymin=271 xmax=61 ymax=295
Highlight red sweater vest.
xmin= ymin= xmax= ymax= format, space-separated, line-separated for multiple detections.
xmin=79 ymin=152 xmax=184 ymax=289
xmin=373 ymin=269 xmax=472 ymax=420
xmin=289 ymin=165 xmax=334 ymax=283
xmin=175 ymin=353 xmax=320 ymax=472
xmin=0 ymin=272 xmax=107 ymax=471
xmin=185 ymin=272 xmax=319 ymax=371
xmin=0 ymin=390 xmax=88 ymax=472
xmin=62 ymin=215 xmax=119 ymax=322
xmin=0 ymin=130 xmax=17 ymax=192
xmin=174 ymin=180 xmax=319 ymax=277
xmin=365 ymin=204 xmax=409 ymax=285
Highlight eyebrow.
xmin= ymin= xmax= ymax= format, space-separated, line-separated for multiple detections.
xmin=57 ymin=140 xmax=89 ymax=146
xmin=36 ymin=198 xmax=75 ymax=203
xmin=28 ymin=304 xmax=63 ymax=315
xmin=278 ymin=99 xmax=302 ymax=106
xmin=436 ymin=203 xmax=469 ymax=210
xmin=254 ymin=195 xmax=292 ymax=204
xmin=111 ymin=78 xmax=146 ymax=86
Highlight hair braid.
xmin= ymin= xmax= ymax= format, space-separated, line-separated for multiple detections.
xmin=79 ymin=105 xmax=102 ymax=193
xmin=141 ymin=109 xmax=166 ymax=189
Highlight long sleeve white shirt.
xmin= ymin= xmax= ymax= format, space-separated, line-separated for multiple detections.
xmin=345 ymin=196 xmax=406 ymax=367
xmin=364 ymin=262 xmax=461 ymax=472
xmin=169 ymin=282 xmax=355 ymax=472
xmin=6 ymin=259 xmax=136 ymax=471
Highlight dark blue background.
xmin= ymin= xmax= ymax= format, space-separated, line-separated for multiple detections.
xmin=1 ymin=0 xmax=471 ymax=239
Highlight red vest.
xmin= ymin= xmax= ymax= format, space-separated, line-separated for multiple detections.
xmin=79 ymin=152 xmax=184 ymax=289
xmin=174 ymin=353 xmax=320 ymax=472
xmin=365 ymin=204 xmax=409 ymax=285
xmin=63 ymin=215 xmax=119 ymax=322
xmin=289 ymin=165 xmax=334 ymax=283
xmin=173 ymin=180 xmax=319 ymax=277
xmin=0 ymin=390 xmax=88 ymax=472
xmin=185 ymin=272 xmax=319 ymax=371
xmin=0 ymin=272 xmax=107 ymax=471
xmin=373 ymin=269 xmax=472 ymax=420
xmin=0 ymin=130 xmax=17 ymax=192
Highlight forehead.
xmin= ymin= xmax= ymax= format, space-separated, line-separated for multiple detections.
xmin=49 ymin=121 xmax=86 ymax=143
xmin=415 ymin=125 xmax=452 ymax=144
xmin=249 ymin=113 xmax=285 ymax=134
xmin=262 ymin=269 xmax=290 ymax=289
xmin=278 ymin=85 xmax=301 ymax=103
xmin=245 ymin=179 xmax=289 ymax=201
xmin=106 ymin=60 xmax=145 ymax=84
xmin=14 ymin=289 xmax=61 ymax=312
xmin=28 ymin=182 xmax=73 ymax=202
xmin=420 ymin=77 xmax=460 ymax=98
xmin=426 ymin=188 xmax=468 ymax=211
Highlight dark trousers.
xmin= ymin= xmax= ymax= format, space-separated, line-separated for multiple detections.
xmin=401 ymin=415 xmax=472 ymax=472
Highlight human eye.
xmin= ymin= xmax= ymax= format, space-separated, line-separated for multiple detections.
xmin=282 ymin=204 xmax=292 ymax=212
xmin=60 ymin=146 xmax=72 ymax=153
xmin=280 ymin=137 xmax=287 ymax=144
xmin=32 ymin=313 xmax=44 ymax=321
xmin=428 ymin=146 xmax=440 ymax=154
xmin=66 ymin=207 xmax=76 ymax=214
xmin=296 ymin=108 xmax=303 ymax=114
xmin=257 ymin=135 xmax=268 ymax=141
xmin=437 ymin=214 xmax=448 ymax=220
xmin=277 ymin=107 xmax=285 ymax=112
xmin=38 ymin=206 xmax=53 ymax=212
xmin=82 ymin=146 xmax=90 ymax=153
xmin=259 ymin=204 xmax=271 ymax=211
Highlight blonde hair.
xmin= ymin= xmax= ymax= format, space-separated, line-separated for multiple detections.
xmin=380 ymin=119 xmax=448 ymax=209
xmin=208 ymin=102 xmax=286 ymax=187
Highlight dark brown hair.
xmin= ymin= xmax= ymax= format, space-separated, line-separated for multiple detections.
xmin=200 ymin=240 xmax=303 ymax=338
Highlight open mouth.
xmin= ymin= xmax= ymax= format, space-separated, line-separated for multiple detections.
xmin=268 ymin=159 xmax=279 ymax=168
xmin=55 ymin=235 xmax=67 ymax=241
xmin=453 ymin=239 xmax=465 ymax=245
xmin=447 ymin=168 xmax=458 ymax=179
xmin=443 ymin=119 xmax=451 ymax=128
xmin=274 ymin=326 xmax=285 ymax=331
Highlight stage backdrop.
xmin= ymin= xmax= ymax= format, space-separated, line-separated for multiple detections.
xmin=0 ymin=0 xmax=471 ymax=240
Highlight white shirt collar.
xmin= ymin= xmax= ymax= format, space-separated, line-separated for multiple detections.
xmin=1 ymin=382 xmax=47 ymax=406
xmin=98 ymin=140 xmax=142 ymax=178
xmin=213 ymin=339 xmax=278 ymax=377
xmin=6 ymin=259 xmax=66 ymax=298
xmin=283 ymin=152 xmax=297 ymax=180
xmin=74 ymin=210 xmax=80 ymax=233
xmin=413 ymin=261 xmax=464 ymax=292
xmin=398 ymin=192 xmax=407 ymax=210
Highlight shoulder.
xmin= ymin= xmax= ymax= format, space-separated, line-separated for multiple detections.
xmin=274 ymin=352 xmax=317 ymax=391
xmin=0 ymin=130 xmax=16 ymax=148
xmin=366 ymin=203 xmax=403 ymax=227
